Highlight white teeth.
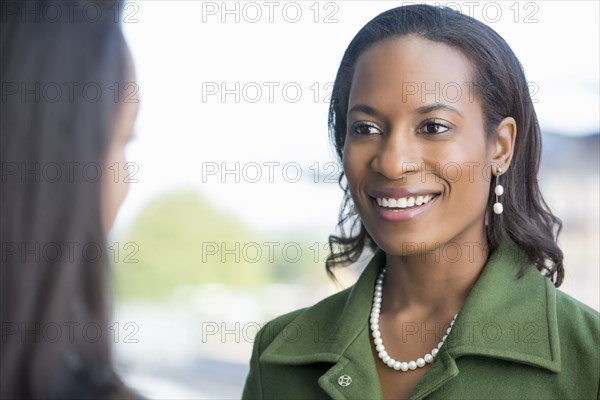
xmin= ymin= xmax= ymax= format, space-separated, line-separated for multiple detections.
xmin=376 ymin=194 xmax=437 ymax=209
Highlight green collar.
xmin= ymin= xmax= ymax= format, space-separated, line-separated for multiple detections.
xmin=260 ymin=240 xmax=560 ymax=399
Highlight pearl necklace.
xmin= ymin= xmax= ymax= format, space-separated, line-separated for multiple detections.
xmin=370 ymin=267 xmax=458 ymax=371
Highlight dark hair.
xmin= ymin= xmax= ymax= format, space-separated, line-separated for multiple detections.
xmin=326 ymin=5 xmax=564 ymax=286
xmin=1 ymin=1 xmax=136 ymax=398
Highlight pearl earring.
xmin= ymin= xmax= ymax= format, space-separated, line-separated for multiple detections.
xmin=350 ymin=204 xmax=358 ymax=215
xmin=493 ymin=167 xmax=504 ymax=215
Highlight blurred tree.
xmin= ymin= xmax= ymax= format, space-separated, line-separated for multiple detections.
xmin=114 ymin=190 xmax=274 ymax=298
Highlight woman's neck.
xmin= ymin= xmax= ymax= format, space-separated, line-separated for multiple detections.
xmin=382 ymin=239 xmax=490 ymax=314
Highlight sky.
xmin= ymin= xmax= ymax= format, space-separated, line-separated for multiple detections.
xmin=114 ymin=0 xmax=600 ymax=237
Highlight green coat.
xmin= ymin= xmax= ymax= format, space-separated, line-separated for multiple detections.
xmin=242 ymin=240 xmax=600 ymax=399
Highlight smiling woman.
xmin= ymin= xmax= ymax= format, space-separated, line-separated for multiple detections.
xmin=242 ymin=4 xmax=599 ymax=400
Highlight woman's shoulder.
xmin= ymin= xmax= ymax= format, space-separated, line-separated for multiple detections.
xmin=550 ymin=288 xmax=600 ymax=393
xmin=554 ymin=288 xmax=600 ymax=342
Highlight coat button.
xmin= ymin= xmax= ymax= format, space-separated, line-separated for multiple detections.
xmin=337 ymin=375 xmax=352 ymax=387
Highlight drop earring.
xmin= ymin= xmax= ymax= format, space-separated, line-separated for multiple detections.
xmin=493 ymin=167 xmax=504 ymax=215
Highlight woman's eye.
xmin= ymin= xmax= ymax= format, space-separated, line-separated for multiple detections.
xmin=418 ymin=121 xmax=450 ymax=135
xmin=352 ymin=122 xmax=382 ymax=135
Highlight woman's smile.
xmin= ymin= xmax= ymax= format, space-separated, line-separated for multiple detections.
xmin=367 ymin=187 xmax=441 ymax=223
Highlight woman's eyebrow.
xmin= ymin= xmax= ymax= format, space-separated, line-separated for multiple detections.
xmin=348 ymin=104 xmax=381 ymax=117
xmin=349 ymin=103 xmax=463 ymax=118
xmin=414 ymin=103 xmax=464 ymax=117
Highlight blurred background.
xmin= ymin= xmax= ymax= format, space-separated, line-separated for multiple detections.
xmin=110 ymin=1 xmax=599 ymax=398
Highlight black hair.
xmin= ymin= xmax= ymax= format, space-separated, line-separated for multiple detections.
xmin=1 ymin=1 xmax=137 ymax=398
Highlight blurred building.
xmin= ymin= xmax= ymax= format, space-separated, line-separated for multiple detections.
xmin=539 ymin=132 xmax=599 ymax=311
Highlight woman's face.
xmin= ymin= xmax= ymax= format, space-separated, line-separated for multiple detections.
xmin=343 ymin=35 xmax=499 ymax=255
xmin=101 ymin=47 xmax=139 ymax=234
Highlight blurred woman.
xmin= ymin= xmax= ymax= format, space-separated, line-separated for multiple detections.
xmin=1 ymin=1 xmax=139 ymax=398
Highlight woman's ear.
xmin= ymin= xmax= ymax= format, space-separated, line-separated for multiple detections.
xmin=490 ymin=116 xmax=517 ymax=172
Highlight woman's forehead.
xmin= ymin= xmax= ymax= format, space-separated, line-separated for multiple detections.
xmin=349 ymin=36 xmax=477 ymax=110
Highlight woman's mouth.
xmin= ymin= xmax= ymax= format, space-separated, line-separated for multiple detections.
xmin=369 ymin=193 xmax=440 ymax=222
xmin=374 ymin=194 xmax=438 ymax=210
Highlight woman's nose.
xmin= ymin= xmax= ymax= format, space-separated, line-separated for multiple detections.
xmin=370 ymin=131 xmax=420 ymax=181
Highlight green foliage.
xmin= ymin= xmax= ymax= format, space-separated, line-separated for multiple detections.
xmin=115 ymin=190 xmax=272 ymax=298
xmin=114 ymin=190 xmax=328 ymax=299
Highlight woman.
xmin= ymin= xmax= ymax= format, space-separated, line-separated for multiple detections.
xmin=1 ymin=1 xmax=139 ymax=398
xmin=242 ymin=5 xmax=599 ymax=399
